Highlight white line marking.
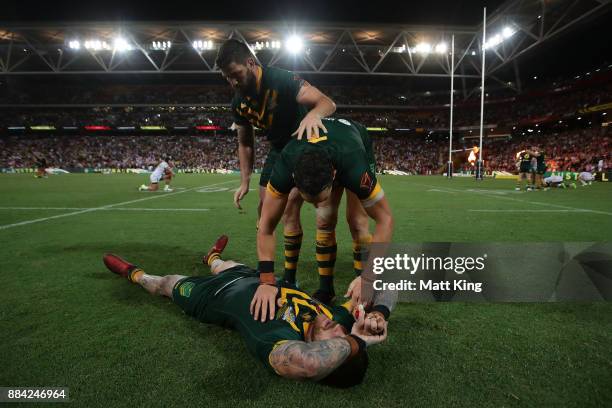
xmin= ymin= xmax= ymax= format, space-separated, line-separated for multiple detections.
xmin=0 ymin=179 xmax=237 ymax=231
xmin=0 ymin=207 xmax=210 ymax=212
xmin=423 ymin=184 xmax=612 ymax=216
xmin=469 ymin=209 xmax=590 ymax=213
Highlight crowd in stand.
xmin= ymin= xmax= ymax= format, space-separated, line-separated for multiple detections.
xmin=1 ymin=63 xmax=610 ymax=175
xmin=1 ymin=126 xmax=608 ymax=174
xmin=2 ymin=79 xmax=610 ymax=131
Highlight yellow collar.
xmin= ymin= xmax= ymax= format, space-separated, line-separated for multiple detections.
xmin=255 ymin=65 xmax=263 ymax=94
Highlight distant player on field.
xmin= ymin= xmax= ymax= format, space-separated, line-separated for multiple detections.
xmin=533 ymin=148 xmax=547 ymax=190
xmin=139 ymin=157 xmax=174 ymax=192
xmin=578 ymin=170 xmax=595 ymax=186
xmin=34 ymin=152 xmax=48 ymax=178
xmin=543 ymin=174 xmax=575 ymax=189
xmin=515 ymin=149 xmax=533 ymax=191
xmin=103 ymin=236 xmax=394 ymax=387
xmin=253 ymin=118 xmax=394 ymax=320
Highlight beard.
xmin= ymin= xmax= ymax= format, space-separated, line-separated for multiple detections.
xmin=241 ymin=69 xmax=258 ymax=95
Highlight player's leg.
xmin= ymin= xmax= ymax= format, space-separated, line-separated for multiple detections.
xmin=202 ymin=235 xmax=241 ymax=276
xmin=313 ymin=185 xmax=343 ymax=303
xmin=282 ymin=188 xmax=304 ymax=284
xmin=148 ymin=182 xmax=160 ymax=192
xmin=345 ymin=191 xmax=372 ymax=277
xmin=515 ymin=173 xmax=522 ymax=190
xmin=163 ymin=173 xmax=173 ymax=191
xmin=103 ymin=253 xmax=185 ymax=297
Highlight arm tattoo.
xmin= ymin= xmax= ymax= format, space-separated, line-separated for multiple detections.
xmin=269 ymin=338 xmax=352 ymax=381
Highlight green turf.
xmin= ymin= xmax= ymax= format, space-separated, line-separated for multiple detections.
xmin=0 ymin=173 xmax=611 ymax=407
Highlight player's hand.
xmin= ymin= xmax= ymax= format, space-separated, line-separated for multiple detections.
xmin=234 ymin=184 xmax=249 ymax=209
xmin=250 ymin=284 xmax=278 ymax=322
xmin=345 ymin=276 xmax=364 ymax=307
xmin=351 ymin=305 xmax=388 ymax=346
xmin=364 ymin=311 xmax=386 ymax=335
xmin=292 ymin=112 xmax=327 ymax=140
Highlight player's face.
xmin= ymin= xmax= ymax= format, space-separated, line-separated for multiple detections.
xmin=300 ymin=186 xmax=333 ymax=204
xmin=309 ymin=314 xmax=347 ymax=342
xmin=221 ymin=60 xmax=256 ymax=93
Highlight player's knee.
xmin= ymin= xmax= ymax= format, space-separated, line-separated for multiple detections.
xmin=346 ymin=213 xmax=369 ymax=237
xmin=316 ymin=206 xmax=338 ymax=230
xmin=160 ymin=275 xmax=181 ymax=296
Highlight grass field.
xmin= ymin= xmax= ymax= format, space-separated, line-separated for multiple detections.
xmin=1 ymin=173 xmax=611 ymax=407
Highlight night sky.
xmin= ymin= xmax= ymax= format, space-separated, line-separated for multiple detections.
xmin=4 ymin=0 xmax=507 ymax=25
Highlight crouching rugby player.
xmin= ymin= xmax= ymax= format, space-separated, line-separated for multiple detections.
xmin=103 ymin=235 xmax=394 ymax=387
xmin=254 ymin=118 xmax=393 ymax=319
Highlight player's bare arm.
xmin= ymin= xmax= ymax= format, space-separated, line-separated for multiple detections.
xmin=235 ymin=123 xmax=255 ymax=209
xmin=293 ymin=82 xmax=336 ymax=140
xmin=269 ymin=337 xmax=352 ymax=381
xmin=364 ymin=195 xmax=394 ymax=243
xmin=344 ymin=196 xmax=393 ymax=306
xmin=251 ymin=192 xmax=288 ymax=321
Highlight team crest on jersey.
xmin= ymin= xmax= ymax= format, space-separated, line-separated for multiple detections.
xmin=360 ymin=172 xmax=373 ymax=191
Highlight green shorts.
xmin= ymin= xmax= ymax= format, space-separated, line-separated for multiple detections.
xmin=172 ymin=265 xmax=259 ymax=323
xmin=259 ymin=147 xmax=283 ymax=187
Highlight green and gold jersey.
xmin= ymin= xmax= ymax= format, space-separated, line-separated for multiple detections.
xmin=267 ymin=118 xmax=384 ymax=207
xmin=231 ymin=66 xmax=308 ymax=150
xmin=172 ymin=266 xmax=354 ymax=373
xmin=519 ymin=151 xmax=532 ymax=172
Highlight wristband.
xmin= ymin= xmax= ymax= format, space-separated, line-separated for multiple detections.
xmin=371 ymin=305 xmax=390 ymax=320
xmin=258 ymin=261 xmax=276 ymax=285
xmin=345 ymin=334 xmax=367 ymax=358
xmin=259 ymin=272 xmax=276 ymax=285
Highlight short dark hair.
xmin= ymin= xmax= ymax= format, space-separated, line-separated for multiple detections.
xmin=215 ymin=39 xmax=255 ymax=70
xmin=320 ymin=349 xmax=369 ymax=388
xmin=293 ymin=149 xmax=334 ymax=197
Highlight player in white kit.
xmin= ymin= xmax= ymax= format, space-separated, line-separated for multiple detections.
xmin=578 ymin=171 xmax=594 ymax=186
xmin=139 ymin=158 xmax=174 ymax=192
xmin=543 ymin=175 xmax=575 ymax=189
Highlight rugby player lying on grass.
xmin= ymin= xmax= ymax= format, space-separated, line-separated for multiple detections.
xmin=103 ymin=235 xmax=395 ymax=387
xmin=254 ymin=118 xmax=394 ymax=319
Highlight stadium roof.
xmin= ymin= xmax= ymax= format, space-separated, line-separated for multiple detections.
xmin=1 ymin=0 xmax=611 ymax=95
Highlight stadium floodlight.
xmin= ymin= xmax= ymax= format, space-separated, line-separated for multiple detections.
xmin=435 ymin=42 xmax=448 ymax=54
xmin=151 ymin=41 xmax=172 ymax=51
xmin=113 ymin=37 xmax=132 ymax=52
xmin=192 ymin=40 xmax=214 ymax=51
xmin=285 ymin=35 xmax=303 ymax=54
xmin=414 ymin=42 xmax=431 ymax=54
xmin=484 ymin=25 xmax=516 ymax=49
xmin=254 ymin=40 xmax=282 ymax=50
xmin=84 ymin=40 xmax=111 ymax=51
xmin=68 ymin=40 xmax=80 ymax=50
xmin=502 ymin=26 xmax=515 ymax=39
xmin=484 ymin=34 xmax=502 ymax=49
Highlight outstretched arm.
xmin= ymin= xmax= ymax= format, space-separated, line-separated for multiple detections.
xmin=293 ymin=83 xmax=336 ymax=140
xmin=269 ymin=338 xmax=352 ymax=381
